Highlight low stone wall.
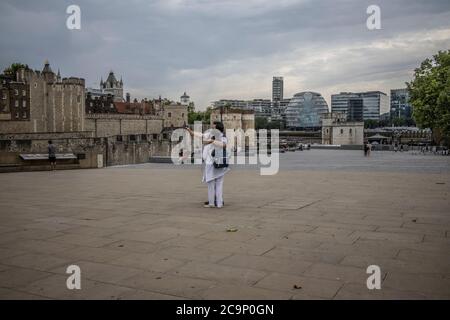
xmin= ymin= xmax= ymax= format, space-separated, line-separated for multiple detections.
xmin=0 ymin=111 xmax=181 ymax=171
xmin=84 ymin=114 xmax=163 ymax=137
xmin=0 ymin=132 xmax=173 ymax=172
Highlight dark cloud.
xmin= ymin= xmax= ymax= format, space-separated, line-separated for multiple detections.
xmin=1 ymin=0 xmax=449 ymax=108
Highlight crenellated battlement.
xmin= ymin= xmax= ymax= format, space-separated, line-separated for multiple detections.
xmin=14 ymin=61 xmax=84 ymax=87
xmin=61 ymin=77 xmax=85 ymax=86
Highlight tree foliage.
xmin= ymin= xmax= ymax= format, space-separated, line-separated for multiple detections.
xmin=255 ymin=117 xmax=268 ymax=130
xmin=364 ymin=118 xmax=416 ymax=129
xmin=3 ymin=63 xmax=29 ymax=77
xmin=255 ymin=117 xmax=285 ymax=130
xmin=188 ymin=105 xmax=213 ymax=124
xmin=407 ymin=50 xmax=450 ymax=144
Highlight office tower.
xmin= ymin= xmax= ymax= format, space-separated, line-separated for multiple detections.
xmin=331 ymin=91 xmax=388 ymax=121
xmin=272 ymin=77 xmax=283 ymax=102
xmin=390 ymin=88 xmax=412 ymax=119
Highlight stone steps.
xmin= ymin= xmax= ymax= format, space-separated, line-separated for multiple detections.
xmin=0 ymin=163 xmax=82 ymax=173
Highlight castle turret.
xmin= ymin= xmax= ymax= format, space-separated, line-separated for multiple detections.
xmin=101 ymin=70 xmax=123 ymax=101
xmin=180 ymin=91 xmax=190 ymax=106
xmin=42 ymin=60 xmax=55 ymax=82
xmin=42 ymin=60 xmax=53 ymax=73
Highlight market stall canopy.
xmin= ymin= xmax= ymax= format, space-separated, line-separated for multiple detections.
xmin=368 ymin=134 xmax=389 ymax=140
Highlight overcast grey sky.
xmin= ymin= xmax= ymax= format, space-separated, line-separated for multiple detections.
xmin=1 ymin=0 xmax=449 ymax=109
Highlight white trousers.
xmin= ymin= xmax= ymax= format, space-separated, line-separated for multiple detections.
xmin=207 ymin=175 xmax=224 ymax=207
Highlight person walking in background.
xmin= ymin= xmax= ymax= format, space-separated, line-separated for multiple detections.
xmin=364 ymin=142 xmax=368 ymax=157
xmin=48 ymin=140 xmax=56 ymax=171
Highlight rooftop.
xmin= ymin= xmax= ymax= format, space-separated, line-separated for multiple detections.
xmin=212 ymin=106 xmax=255 ymax=114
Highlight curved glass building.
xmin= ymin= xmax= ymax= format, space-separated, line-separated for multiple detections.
xmin=285 ymin=91 xmax=329 ymax=129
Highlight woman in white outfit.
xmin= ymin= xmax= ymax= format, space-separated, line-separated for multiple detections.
xmin=186 ymin=121 xmax=230 ymax=208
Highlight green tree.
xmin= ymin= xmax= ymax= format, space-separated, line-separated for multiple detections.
xmin=187 ymin=102 xmax=195 ymax=113
xmin=267 ymin=119 xmax=285 ymax=130
xmin=188 ymin=111 xmax=202 ymax=124
xmin=187 ymin=105 xmax=214 ymax=124
xmin=407 ymin=50 xmax=450 ymax=145
xmin=187 ymin=102 xmax=198 ymax=124
xmin=378 ymin=118 xmax=391 ymax=127
xmin=405 ymin=118 xmax=416 ymax=127
xmin=255 ymin=117 xmax=268 ymax=130
xmin=392 ymin=117 xmax=406 ymax=127
xmin=3 ymin=63 xmax=29 ymax=77
xmin=364 ymin=119 xmax=379 ymax=129
xmin=203 ymin=106 xmax=213 ymax=123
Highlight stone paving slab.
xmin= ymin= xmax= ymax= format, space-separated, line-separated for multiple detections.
xmin=254 ymin=272 xmax=343 ymax=299
xmin=218 ymin=254 xmax=312 ymax=276
xmin=334 ymin=283 xmax=432 ymax=300
xmin=118 ymin=271 xmax=217 ymax=299
xmin=198 ymin=284 xmax=293 ymax=300
xmin=17 ymin=274 xmax=136 ymax=300
xmin=0 ymin=150 xmax=449 ymax=299
xmin=108 ymin=251 xmax=188 ymax=273
xmin=171 ymin=261 xmax=268 ymax=286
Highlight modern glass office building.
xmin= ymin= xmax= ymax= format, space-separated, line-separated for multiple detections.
xmin=390 ymin=88 xmax=412 ymax=119
xmin=213 ymin=99 xmax=248 ymax=109
xmin=247 ymin=99 xmax=272 ymax=118
xmin=348 ymin=98 xmax=364 ymax=121
xmin=331 ymin=91 xmax=389 ymax=121
xmin=330 ymin=92 xmax=360 ymax=115
xmin=213 ymin=99 xmax=271 ymax=118
xmin=363 ymin=91 xmax=389 ymax=120
xmin=285 ymin=91 xmax=329 ymax=129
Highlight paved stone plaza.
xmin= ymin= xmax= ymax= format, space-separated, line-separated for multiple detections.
xmin=0 ymin=150 xmax=449 ymax=299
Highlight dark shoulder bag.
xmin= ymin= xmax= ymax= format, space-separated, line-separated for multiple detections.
xmin=212 ymin=145 xmax=228 ymax=169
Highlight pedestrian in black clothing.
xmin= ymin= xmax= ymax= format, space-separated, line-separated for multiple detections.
xmin=48 ymin=140 xmax=56 ymax=171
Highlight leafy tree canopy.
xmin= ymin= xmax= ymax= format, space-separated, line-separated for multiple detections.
xmin=407 ymin=50 xmax=450 ymax=144
xmin=3 ymin=63 xmax=29 ymax=77
xmin=188 ymin=105 xmax=213 ymax=124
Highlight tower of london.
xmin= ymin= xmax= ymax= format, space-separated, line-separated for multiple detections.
xmin=100 ymin=71 xmax=124 ymax=102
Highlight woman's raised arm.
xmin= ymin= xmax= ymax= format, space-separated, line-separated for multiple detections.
xmin=185 ymin=127 xmax=203 ymax=138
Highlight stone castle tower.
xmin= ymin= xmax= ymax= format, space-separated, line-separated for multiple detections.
xmin=0 ymin=60 xmax=86 ymax=134
xmin=100 ymin=71 xmax=123 ymax=102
